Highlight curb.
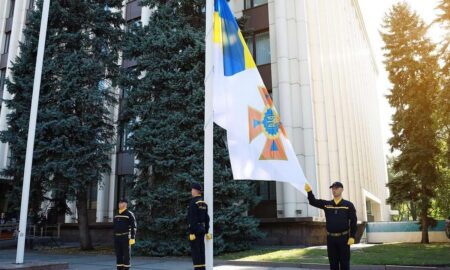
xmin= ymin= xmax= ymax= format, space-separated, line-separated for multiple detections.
xmin=215 ymin=260 xmax=450 ymax=270
xmin=0 ymin=262 xmax=69 ymax=270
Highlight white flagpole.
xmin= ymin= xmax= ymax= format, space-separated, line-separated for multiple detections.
xmin=16 ymin=0 xmax=51 ymax=264
xmin=204 ymin=0 xmax=214 ymax=269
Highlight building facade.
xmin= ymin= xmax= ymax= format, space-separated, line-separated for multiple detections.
xmin=0 ymin=0 xmax=391 ymax=230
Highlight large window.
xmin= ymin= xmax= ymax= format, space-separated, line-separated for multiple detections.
xmin=9 ymin=0 xmax=15 ymax=18
xmin=87 ymin=182 xmax=98 ymax=210
xmin=244 ymin=0 xmax=268 ymax=9
xmin=117 ymin=175 xmax=133 ymax=204
xmin=3 ymin=33 xmax=11 ymax=54
xmin=119 ymin=122 xmax=133 ymax=151
xmin=257 ymin=181 xmax=276 ymax=201
xmin=245 ymin=31 xmax=271 ymax=65
xmin=0 ymin=69 xmax=6 ymax=96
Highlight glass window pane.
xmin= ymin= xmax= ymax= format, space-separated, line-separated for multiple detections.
xmin=253 ymin=0 xmax=268 ymax=7
xmin=244 ymin=0 xmax=252 ymax=9
xmin=269 ymin=181 xmax=276 ymax=200
xmin=9 ymin=0 xmax=15 ymax=17
xmin=3 ymin=33 xmax=11 ymax=54
xmin=0 ymin=69 xmax=6 ymax=95
xmin=255 ymin=32 xmax=270 ymax=65
xmin=245 ymin=36 xmax=254 ymax=59
xmin=259 ymin=182 xmax=269 ymax=200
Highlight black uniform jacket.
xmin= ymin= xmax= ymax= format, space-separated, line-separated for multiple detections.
xmin=113 ymin=209 xmax=137 ymax=239
xmin=187 ymin=196 xmax=210 ymax=235
xmin=307 ymin=191 xmax=357 ymax=238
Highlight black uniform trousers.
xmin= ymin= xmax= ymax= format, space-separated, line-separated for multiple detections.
xmin=326 ymin=234 xmax=350 ymax=270
xmin=114 ymin=234 xmax=131 ymax=270
xmin=190 ymin=233 xmax=206 ymax=270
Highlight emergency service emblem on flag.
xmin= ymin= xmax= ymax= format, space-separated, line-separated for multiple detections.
xmin=212 ymin=0 xmax=308 ymax=193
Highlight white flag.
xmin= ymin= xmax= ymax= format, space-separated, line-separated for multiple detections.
xmin=212 ymin=0 xmax=308 ymax=193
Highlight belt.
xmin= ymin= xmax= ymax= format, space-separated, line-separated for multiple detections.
xmin=327 ymin=230 xmax=349 ymax=237
xmin=115 ymin=232 xmax=129 ymax=236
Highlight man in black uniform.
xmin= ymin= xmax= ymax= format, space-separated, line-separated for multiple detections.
xmin=305 ymin=181 xmax=357 ymax=270
xmin=113 ymin=198 xmax=137 ymax=270
xmin=187 ymin=183 xmax=212 ymax=270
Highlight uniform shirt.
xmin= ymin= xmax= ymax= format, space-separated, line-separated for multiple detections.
xmin=113 ymin=209 xmax=137 ymax=239
xmin=187 ymin=195 xmax=210 ymax=235
xmin=307 ymin=191 xmax=357 ymax=238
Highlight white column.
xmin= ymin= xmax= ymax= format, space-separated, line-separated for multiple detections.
xmin=141 ymin=6 xmax=152 ymax=26
xmin=96 ymin=174 xmax=110 ymax=222
xmin=274 ymin=0 xmax=298 ymax=218
xmin=0 ymin=0 xmax=28 ymax=171
xmin=65 ymin=201 xmax=77 ymax=223
xmin=309 ymin=0 xmax=331 ymax=205
xmin=108 ymin=156 xmax=118 ymax=221
xmin=295 ymin=0 xmax=318 ymax=217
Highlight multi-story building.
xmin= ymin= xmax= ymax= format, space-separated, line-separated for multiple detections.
xmin=0 ymin=0 xmax=391 ymax=243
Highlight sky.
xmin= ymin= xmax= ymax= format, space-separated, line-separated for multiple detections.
xmin=358 ymin=0 xmax=443 ymax=155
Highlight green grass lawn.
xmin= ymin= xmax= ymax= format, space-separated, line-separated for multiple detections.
xmin=217 ymin=243 xmax=450 ymax=266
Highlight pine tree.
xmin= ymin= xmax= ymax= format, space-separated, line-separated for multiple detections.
xmin=435 ymin=0 xmax=450 ymax=219
xmin=1 ymin=0 xmax=124 ymax=249
xmin=119 ymin=0 xmax=263 ymax=256
xmin=381 ymin=3 xmax=441 ymax=243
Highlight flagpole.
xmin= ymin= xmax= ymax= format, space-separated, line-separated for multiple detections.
xmin=15 ymin=0 xmax=51 ymax=264
xmin=204 ymin=0 xmax=214 ymax=269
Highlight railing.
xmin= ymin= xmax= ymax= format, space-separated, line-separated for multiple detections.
xmin=0 ymin=223 xmax=61 ymax=242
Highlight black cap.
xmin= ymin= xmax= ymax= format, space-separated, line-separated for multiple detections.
xmin=329 ymin=181 xmax=344 ymax=189
xmin=191 ymin=182 xmax=203 ymax=192
xmin=119 ymin=198 xmax=128 ymax=203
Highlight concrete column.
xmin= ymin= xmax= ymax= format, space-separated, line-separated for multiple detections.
xmin=141 ymin=6 xmax=152 ymax=26
xmin=318 ymin=0 xmax=340 ymax=185
xmin=308 ymin=0 xmax=331 ymax=205
xmin=295 ymin=0 xmax=318 ymax=217
xmin=0 ymin=0 xmax=28 ymax=170
xmin=273 ymin=0 xmax=297 ymax=218
xmin=65 ymin=201 xmax=77 ymax=223
xmin=96 ymin=174 xmax=110 ymax=222
xmin=326 ymin=1 xmax=349 ymax=199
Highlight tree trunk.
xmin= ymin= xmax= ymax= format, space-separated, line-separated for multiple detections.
xmin=420 ymin=209 xmax=429 ymax=244
xmin=410 ymin=201 xmax=417 ymax=221
xmin=76 ymin=191 xmax=93 ymax=250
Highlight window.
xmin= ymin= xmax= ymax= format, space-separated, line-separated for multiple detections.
xmin=257 ymin=181 xmax=276 ymax=201
xmin=127 ymin=18 xmax=141 ymax=31
xmin=0 ymin=69 xmax=6 ymax=96
xmin=28 ymin=0 xmax=35 ymax=9
xmin=245 ymin=31 xmax=271 ymax=65
xmin=119 ymin=121 xmax=133 ymax=151
xmin=87 ymin=182 xmax=98 ymax=210
xmin=9 ymin=0 xmax=15 ymax=18
xmin=117 ymin=175 xmax=133 ymax=204
xmin=255 ymin=32 xmax=270 ymax=65
xmin=3 ymin=33 xmax=11 ymax=54
xmin=244 ymin=0 xmax=268 ymax=9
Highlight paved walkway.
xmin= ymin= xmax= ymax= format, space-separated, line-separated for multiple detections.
xmin=0 ymin=249 xmax=311 ymax=270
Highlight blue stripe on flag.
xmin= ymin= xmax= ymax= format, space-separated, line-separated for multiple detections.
xmin=215 ymin=0 xmax=246 ymax=76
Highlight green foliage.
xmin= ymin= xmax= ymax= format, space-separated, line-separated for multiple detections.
xmin=0 ymin=0 xmax=124 ymax=249
xmin=435 ymin=0 xmax=450 ymax=219
xmin=119 ymin=0 xmax=263 ymax=256
xmin=381 ymin=3 xmax=441 ymax=242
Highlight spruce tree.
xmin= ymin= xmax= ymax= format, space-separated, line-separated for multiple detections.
xmin=1 ymin=0 xmax=124 ymax=249
xmin=119 ymin=0 xmax=263 ymax=256
xmin=381 ymin=3 xmax=441 ymax=243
